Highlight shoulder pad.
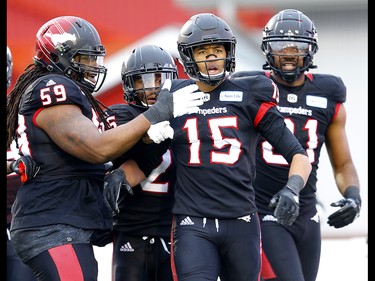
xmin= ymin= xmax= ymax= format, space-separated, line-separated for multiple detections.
xmin=106 ymin=104 xmax=142 ymax=125
xmin=230 ymin=70 xmax=265 ymax=78
xmin=310 ymin=73 xmax=346 ymax=103
xmin=170 ymin=79 xmax=195 ymax=92
xmin=244 ymin=75 xmax=279 ymax=104
xmin=106 ymin=104 xmax=128 ymax=115
xmin=36 ymin=74 xmax=80 ymax=90
xmin=19 ymin=74 xmax=83 ymax=113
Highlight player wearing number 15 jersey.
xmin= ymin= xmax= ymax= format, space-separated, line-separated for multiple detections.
xmin=231 ymin=9 xmax=362 ymax=281
xmin=168 ymin=13 xmax=312 ymax=281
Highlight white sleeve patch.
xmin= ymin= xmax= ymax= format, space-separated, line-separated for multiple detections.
xmin=306 ymin=95 xmax=327 ymax=108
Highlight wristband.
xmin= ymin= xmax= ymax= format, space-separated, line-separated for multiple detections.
xmin=344 ymin=186 xmax=361 ymax=204
xmin=142 ymin=105 xmax=170 ymax=124
xmin=286 ymin=174 xmax=305 ymax=195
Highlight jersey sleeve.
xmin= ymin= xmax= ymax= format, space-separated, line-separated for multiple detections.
xmin=106 ymin=104 xmax=139 ymax=126
xmin=249 ymin=75 xmax=279 ymax=104
xmin=258 ymin=109 xmax=307 ymax=163
xmin=243 ymin=75 xmax=279 ymax=129
xmin=249 ymin=75 xmax=306 ymax=163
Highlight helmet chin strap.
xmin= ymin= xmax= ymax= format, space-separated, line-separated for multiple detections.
xmin=200 ymin=70 xmax=225 ymax=80
xmin=278 ymin=69 xmax=300 ymax=82
xmin=198 ymin=70 xmax=226 ymax=86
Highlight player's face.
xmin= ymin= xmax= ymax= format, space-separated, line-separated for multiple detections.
xmin=134 ymin=73 xmax=163 ymax=106
xmin=74 ymin=54 xmax=104 ymax=83
xmin=270 ymin=41 xmax=308 ymax=72
xmin=193 ymin=44 xmax=227 ymax=76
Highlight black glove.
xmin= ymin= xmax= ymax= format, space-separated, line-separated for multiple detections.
xmin=103 ymin=168 xmax=133 ymax=214
xmin=143 ymin=85 xmax=173 ymax=124
xmin=142 ymin=79 xmax=204 ymax=124
xmin=269 ymin=175 xmax=304 ymax=226
xmin=9 ymin=155 xmax=40 ymax=183
xmin=327 ymin=186 xmax=361 ymax=228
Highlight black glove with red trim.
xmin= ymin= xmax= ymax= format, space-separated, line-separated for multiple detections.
xmin=9 ymin=155 xmax=40 ymax=183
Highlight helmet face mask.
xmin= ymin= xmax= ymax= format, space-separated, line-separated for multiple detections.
xmin=177 ymin=13 xmax=236 ymax=86
xmin=129 ymin=72 xmax=175 ymax=107
xmin=121 ymin=45 xmax=178 ymax=108
xmin=261 ymin=9 xmax=319 ymax=82
xmin=34 ymin=16 xmax=107 ymax=92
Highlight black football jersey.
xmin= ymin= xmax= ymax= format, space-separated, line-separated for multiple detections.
xmin=232 ymin=71 xmax=346 ymax=215
xmin=169 ymin=76 xmax=306 ymax=219
xmin=10 ymin=73 xmax=111 ymax=231
xmin=105 ymin=104 xmax=175 ymax=237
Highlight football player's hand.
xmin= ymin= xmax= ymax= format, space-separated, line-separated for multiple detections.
xmin=165 ymin=80 xmax=205 ymax=118
xmin=103 ymin=168 xmax=133 ymax=214
xmin=269 ymin=185 xmax=300 ymax=226
xmin=147 ymin=121 xmax=174 ymax=144
xmin=327 ymin=198 xmax=361 ymax=228
xmin=9 ymin=156 xmax=40 ymax=183
xmin=143 ymin=79 xmax=205 ymax=124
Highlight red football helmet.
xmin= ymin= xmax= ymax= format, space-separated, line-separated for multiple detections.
xmin=34 ymin=16 xmax=107 ymax=92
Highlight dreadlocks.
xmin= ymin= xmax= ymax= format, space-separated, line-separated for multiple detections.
xmin=6 ymin=63 xmax=111 ymax=149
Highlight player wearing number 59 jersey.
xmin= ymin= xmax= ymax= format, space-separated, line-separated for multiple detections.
xmin=6 ymin=17 xmax=196 ymax=281
xmin=168 ymin=13 xmax=311 ymax=281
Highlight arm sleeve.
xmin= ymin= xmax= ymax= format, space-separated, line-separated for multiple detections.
xmin=257 ymin=106 xmax=307 ymax=164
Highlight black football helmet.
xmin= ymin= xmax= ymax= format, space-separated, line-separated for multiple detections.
xmin=261 ymin=9 xmax=318 ymax=82
xmin=34 ymin=16 xmax=107 ymax=92
xmin=7 ymin=46 xmax=13 ymax=89
xmin=177 ymin=13 xmax=236 ymax=86
xmin=121 ymin=45 xmax=178 ymax=108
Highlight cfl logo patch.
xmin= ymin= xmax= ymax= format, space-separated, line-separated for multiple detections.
xmin=202 ymin=93 xmax=210 ymax=102
xmin=287 ymin=94 xmax=298 ymax=103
